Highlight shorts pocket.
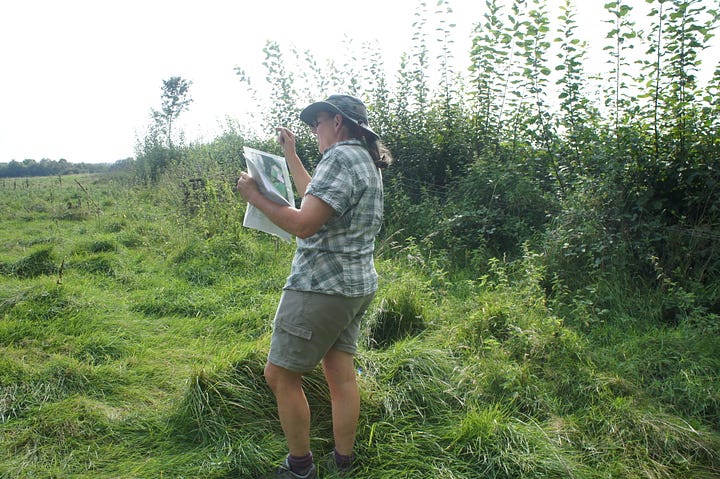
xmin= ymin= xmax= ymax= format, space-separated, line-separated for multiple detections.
xmin=279 ymin=321 xmax=313 ymax=341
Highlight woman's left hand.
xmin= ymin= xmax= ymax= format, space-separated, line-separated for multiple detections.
xmin=236 ymin=172 xmax=259 ymax=203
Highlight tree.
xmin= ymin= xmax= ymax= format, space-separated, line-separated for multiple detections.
xmin=153 ymin=76 xmax=193 ymax=149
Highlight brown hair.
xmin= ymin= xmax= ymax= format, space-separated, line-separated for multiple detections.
xmin=344 ymin=118 xmax=393 ymax=169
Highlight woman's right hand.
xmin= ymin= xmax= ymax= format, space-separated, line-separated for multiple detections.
xmin=276 ymin=127 xmax=297 ymax=158
xmin=276 ymin=126 xmax=311 ymax=196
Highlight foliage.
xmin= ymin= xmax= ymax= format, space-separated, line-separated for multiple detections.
xmin=200 ymin=0 xmax=720 ymax=295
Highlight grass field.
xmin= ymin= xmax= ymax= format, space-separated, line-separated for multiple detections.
xmin=1 ymin=174 xmax=718 ymax=478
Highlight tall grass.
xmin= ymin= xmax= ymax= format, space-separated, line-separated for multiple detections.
xmin=0 ymin=174 xmax=718 ymax=478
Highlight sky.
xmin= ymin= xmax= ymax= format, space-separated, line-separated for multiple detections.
xmin=1 ymin=0 xmax=718 ymax=164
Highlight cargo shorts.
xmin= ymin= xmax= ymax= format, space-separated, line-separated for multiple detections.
xmin=268 ymin=289 xmax=375 ymax=373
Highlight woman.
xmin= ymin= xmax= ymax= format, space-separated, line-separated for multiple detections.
xmin=236 ymin=94 xmax=392 ymax=479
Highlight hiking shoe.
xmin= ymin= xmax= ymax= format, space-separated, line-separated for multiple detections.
xmin=262 ymin=457 xmax=317 ymax=479
xmin=323 ymin=451 xmax=356 ymax=477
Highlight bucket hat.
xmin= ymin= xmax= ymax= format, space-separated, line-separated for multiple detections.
xmin=300 ymin=94 xmax=379 ymax=141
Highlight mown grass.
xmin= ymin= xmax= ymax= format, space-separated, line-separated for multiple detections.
xmin=0 ymin=174 xmax=718 ymax=478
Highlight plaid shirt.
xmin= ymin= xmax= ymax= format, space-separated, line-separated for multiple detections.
xmin=284 ymin=140 xmax=383 ymax=297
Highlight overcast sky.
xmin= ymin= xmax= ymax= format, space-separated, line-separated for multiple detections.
xmin=1 ymin=0 xmax=717 ymax=164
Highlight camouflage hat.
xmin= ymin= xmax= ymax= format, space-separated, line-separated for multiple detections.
xmin=300 ymin=94 xmax=379 ymax=140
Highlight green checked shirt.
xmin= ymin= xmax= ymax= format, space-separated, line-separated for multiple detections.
xmin=284 ymin=140 xmax=383 ymax=297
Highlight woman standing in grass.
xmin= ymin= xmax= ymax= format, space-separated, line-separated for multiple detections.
xmin=237 ymin=94 xmax=392 ymax=479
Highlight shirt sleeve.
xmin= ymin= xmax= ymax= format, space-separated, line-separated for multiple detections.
xmin=306 ymin=149 xmax=354 ymax=216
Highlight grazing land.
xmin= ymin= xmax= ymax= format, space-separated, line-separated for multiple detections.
xmin=0 ymin=174 xmax=717 ymax=478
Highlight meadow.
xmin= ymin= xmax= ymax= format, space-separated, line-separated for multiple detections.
xmin=0 ymin=173 xmax=717 ymax=479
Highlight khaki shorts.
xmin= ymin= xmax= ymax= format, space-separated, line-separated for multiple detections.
xmin=268 ymin=289 xmax=375 ymax=373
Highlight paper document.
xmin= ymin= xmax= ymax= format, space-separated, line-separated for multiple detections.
xmin=242 ymin=147 xmax=295 ymax=242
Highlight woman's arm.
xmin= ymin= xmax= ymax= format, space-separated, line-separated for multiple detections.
xmin=276 ymin=127 xmax=311 ymax=196
xmin=237 ymin=172 xmax=333 ymax=239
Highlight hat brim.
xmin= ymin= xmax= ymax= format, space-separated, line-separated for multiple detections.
xmin=300 ymin=101 xmax=379 ymax=141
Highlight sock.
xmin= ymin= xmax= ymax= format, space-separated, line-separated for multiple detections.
xmin=288 ymin=452 xmax=313 ymax=475
xmin=333 ymin=448 xmax=355 ymax=468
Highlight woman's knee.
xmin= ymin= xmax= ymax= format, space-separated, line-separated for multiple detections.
xmin=264 ymin=361 xmax=281 ymax=390
xmin=264 ymin=361 xmax=302 ymax=393
xmin=322 ymin=349 xmax=356 ymax=388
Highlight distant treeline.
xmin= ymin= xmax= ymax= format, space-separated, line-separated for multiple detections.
xmin=0 ymin=158 xmax=132 ymax=178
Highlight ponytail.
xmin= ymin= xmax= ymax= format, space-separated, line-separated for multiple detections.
xmin=367 ymin=137 xmax=393 ymax=169
xmin=344 ymin=119 xmax=393 ymax=169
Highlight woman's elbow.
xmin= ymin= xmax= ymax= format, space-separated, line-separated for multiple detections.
xmin=293 ymin=219 xmax=323 ymax=239
xmin=294 ymin=226 xmax=318 ymax=239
